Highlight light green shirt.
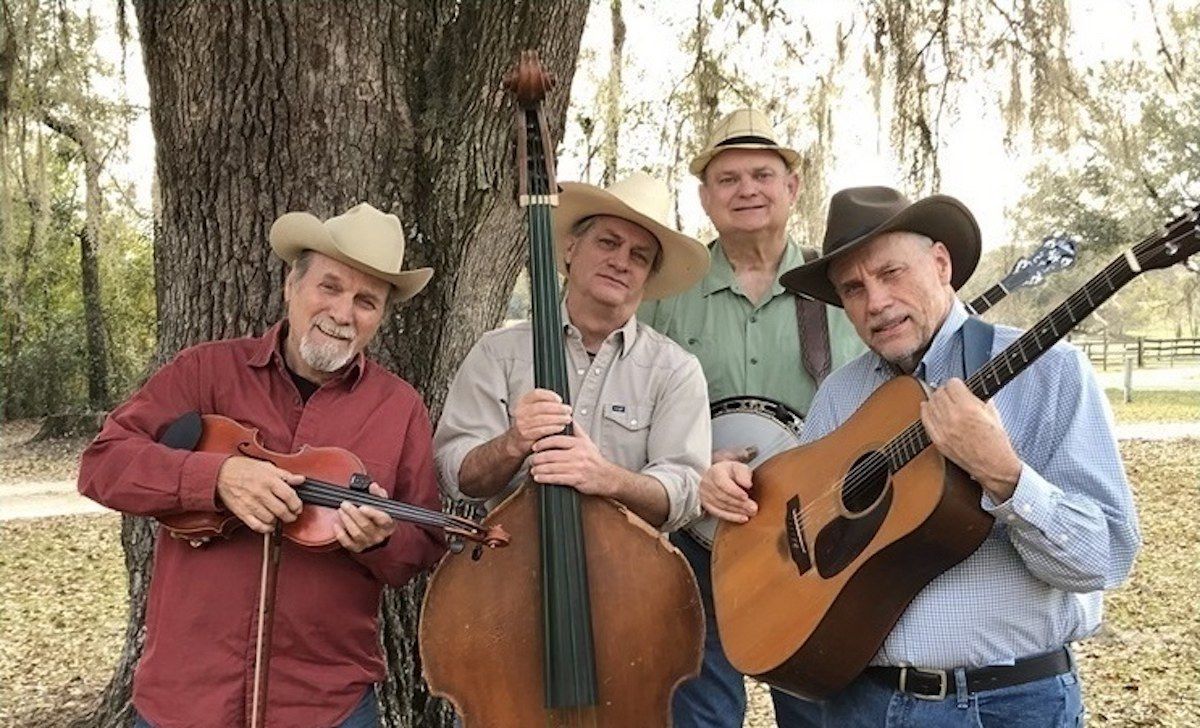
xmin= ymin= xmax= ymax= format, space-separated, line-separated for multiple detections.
xmin=638 ymin=240 xmax=864 ymax=415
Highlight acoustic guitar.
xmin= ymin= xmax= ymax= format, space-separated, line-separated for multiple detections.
xmin=687 ymin=233 xmax=1078 ymax=550
xmin=710 ymin=206 xmax=1197 ymax=699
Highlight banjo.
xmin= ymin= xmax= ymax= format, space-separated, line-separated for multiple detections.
xmin=683 ymin=233 xmax=1078 ymax=549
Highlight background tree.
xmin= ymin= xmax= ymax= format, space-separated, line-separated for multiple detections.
xmin=0 ymin=0 xmax=149 ymax=423
xmin=76 ymin=2 xmax=589 ymax=726
xmin=996 ymin=2 xmax=1200 ymax=336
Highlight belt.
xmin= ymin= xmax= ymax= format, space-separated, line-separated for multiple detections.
xmin=864 ymin=648 xmax=1072 ymax=700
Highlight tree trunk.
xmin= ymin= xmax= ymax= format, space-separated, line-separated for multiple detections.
xmin=42 ymin=113 xmax=111 ymax=411
xmin=79 ymin=1 xmax=588 ymax=726
xmin=601 ymin=0 xmax=624 ymax=186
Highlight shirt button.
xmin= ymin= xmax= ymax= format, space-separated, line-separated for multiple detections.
xmin=593 ymin=368 xmax=601 ymax=375
xmin=1019 ymin=503 xmax=1033 ymax=516
xmin=750 ymin=358 xmax=759 ymax=365
xmin=576 ymin=368 xmax=585 ymax=375
xmin=1057 ymin=532 xmax=1070 ymax=544
xmin=580 ymin=408 xmax=588 ymax=415
xmin=1006 ymin=514 xmax=1017 ymax=523
xmin=749 ymin=315 xmax=758 ymax=323
xmin=630 ymin=419 xmax=638 ymax=425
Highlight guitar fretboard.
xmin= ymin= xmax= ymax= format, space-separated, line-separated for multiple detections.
xmin=883 ymin=228 xmax=1182 ymax=472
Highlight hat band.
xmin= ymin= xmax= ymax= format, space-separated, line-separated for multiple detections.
xmin=715 ymin=134 xmax=777 ymax=148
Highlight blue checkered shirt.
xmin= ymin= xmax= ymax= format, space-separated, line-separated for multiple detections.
xmin=800 ymin=300 xmax=1141 ymax=669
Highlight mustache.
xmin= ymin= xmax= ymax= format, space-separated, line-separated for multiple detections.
xmin=869 ymin=315 xmax=907 ymax=334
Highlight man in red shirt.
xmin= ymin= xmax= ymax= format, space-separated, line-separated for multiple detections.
xmin=79 ymin=202 xmax=446 ymax=728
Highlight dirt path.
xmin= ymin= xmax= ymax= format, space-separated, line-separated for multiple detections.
xmin=2 ymin=421 xmax=1198 ymax=522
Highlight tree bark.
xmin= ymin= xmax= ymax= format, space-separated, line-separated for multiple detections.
xmin=80 ymin=2 xmax=588 ymax=726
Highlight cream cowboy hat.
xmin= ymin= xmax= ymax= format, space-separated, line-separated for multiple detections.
xmin=269 ymin=202 xmax=433 ymax=302
xmin=552 ymin=173 xmax=710 ymax=300
xmin=779 ymin=186 xmax=981 ymax=307
xmin=689 ymin=107 xmax=802 ymax=178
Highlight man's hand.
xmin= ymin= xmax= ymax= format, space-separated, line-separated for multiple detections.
xmin=505 ymin=389 xmax=573 ymax=458
xmin=333 ymin=482 xmax=397 ymax=553
xmin=920 ymin=378 xmax=1022 ymax=502
xmin=700 ymin=460 xmax=757 ymax=523
xmin=529 ymin=422 xmax=615 ymax=497
xmin=215 ymin=456 xmax=304 ymax=533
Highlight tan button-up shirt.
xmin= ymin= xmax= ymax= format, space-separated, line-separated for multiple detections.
xmin=434 ymin=306 xmax=710 ymax=532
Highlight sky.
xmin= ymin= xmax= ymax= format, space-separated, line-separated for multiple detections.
xmin=94 ymin=0 xmax=1174 ymax=252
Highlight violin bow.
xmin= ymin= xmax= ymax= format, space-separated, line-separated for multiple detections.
xmin=249 ymin=526 xmax=282 ymax=728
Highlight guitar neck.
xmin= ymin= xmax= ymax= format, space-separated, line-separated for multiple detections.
xmin=885 ymin=247 xmax=1143 ymax=471
xmin=964 ymin=282 xmax=1009 ymax=317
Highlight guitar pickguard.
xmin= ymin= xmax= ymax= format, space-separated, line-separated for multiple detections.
xmin=812 ymin=456 xmax=894 ymax=579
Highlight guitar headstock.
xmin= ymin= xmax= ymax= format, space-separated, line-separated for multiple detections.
xmin=1134 ymin=204 xmax=1200 ymax=272
xmin=1003 ymin=233 xmax=1079 ymax=290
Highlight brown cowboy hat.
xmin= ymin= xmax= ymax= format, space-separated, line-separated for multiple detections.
xmin=270 ymin=202 xmax=433 ymax=302
xmin=779 ymin=186 xmax=981 ymax=307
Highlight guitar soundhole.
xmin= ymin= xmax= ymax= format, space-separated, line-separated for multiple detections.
xmin=813 ymin=453 xmax=894 ymax=579
xmin=842 ymin=452 xmax=889 ymax=514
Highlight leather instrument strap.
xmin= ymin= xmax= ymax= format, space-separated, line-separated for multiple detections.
xmin=794 ymin=246 xmax=832 ymax=387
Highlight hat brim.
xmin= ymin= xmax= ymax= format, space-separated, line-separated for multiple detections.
xmin=689 ymin=144 xmax=802 ymax=177
xmin=779 ymin=195 xmax=981 ymax=307
xmin=270 ymin=212 xmax=432 ymax=302
xmin=552 ymin=182 xmax=709 ymax=300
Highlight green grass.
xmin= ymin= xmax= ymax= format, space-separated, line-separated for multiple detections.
xmin=1105 ymin=389 xmax=1200 ymax=423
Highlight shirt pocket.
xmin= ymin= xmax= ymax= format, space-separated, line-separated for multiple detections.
xmin=599 ymin=403 xmax=652 ymax=473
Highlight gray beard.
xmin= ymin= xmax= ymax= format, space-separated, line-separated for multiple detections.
xmin=298 ymin=334 xmax=355 ymax=373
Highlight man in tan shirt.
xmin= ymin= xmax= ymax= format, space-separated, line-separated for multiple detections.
xmin=435 ymin=173 xmax=711 ymax=532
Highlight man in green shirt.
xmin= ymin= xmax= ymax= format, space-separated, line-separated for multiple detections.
xmin=639 ymin=108 xmax=863 ymax=728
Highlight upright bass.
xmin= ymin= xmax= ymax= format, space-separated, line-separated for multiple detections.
xmin=419 ymin=51 xmax=703 ymax=727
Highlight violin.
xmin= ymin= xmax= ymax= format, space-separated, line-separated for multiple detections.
xmin=155 ymin=412 xmax=509 ymax=552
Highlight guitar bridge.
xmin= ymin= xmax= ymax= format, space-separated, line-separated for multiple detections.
xmin=785 ymin=496 xmax=812 ymax=577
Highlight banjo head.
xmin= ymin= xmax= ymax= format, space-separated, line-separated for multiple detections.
xmin=685 ymin=396 xmax=805 ymax=549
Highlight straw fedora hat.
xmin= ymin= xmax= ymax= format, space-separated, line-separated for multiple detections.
xmin=689 ymin=108 xmax=802 ymax=178
xmin=779 ymin=186 xmax=981 ymax=307
xmin=270 ymin=202 xmax=433 ymax=302
xmin=552 ymin=173 xmax=709 ymax=300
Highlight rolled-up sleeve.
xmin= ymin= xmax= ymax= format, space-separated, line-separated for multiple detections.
xmin=433 ymin=335 xmax=515 ymax=502
xmin=641 ymin=354 xmax=710 ymax=532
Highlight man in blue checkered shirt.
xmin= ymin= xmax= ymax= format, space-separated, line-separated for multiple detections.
xmin=703 ymin=186 xmax=1140 ymax=727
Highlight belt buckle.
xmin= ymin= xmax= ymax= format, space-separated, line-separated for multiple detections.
xmin=899 ymin=666 xmax=949 ymax=701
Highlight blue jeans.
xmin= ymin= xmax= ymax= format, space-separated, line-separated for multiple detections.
xmin=134 ymin=685 xmax=378 ymax=728
xmin=670 ymin=530 xmax=822 ymax=728
xmin=823 ymin=668 xmax=1085 ymax=727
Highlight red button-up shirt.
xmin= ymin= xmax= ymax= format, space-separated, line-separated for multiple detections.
xmin=79 ymin=322 xmax=446 ymax=728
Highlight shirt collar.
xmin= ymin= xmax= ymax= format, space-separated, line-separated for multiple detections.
xmin=249 ymin=320 xmax=367 ymax=389
xmin=872 ymin=298 xmax=969 ymax=380
xmin=560 ymin=297 xmax=638 ymax=358
xmin=701 ymin=238 xmax=807 ymax=300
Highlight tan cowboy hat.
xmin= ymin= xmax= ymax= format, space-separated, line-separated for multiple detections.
xmin=779 ymin=186 xmax=981 ymax=307
xmin=552 ymin=172 xmax=709 ymax=300
xmin=269 ymin=202 xmax=433 ymax=302
xmin=689 ymin=107 xmax=802 ymax=178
